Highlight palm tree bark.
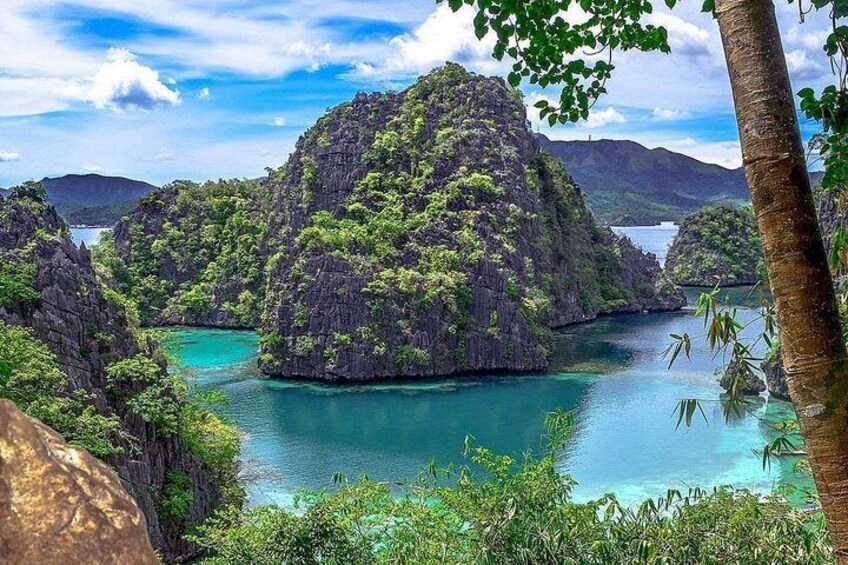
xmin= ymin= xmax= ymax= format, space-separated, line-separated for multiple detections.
xmin=715 ymin=0 xmax=848 ymax=558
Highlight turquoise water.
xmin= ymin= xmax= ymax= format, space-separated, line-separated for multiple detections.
xmin=168 ymin=287 xmax=810 ymax=508
xmin=70 ymin=227 xmax=110 ymax=247
xmin=614 ymin=222 xmax=679 ymax=266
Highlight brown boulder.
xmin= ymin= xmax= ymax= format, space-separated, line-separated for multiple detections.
xmin=0 ymin=399 xmax=158 ymax=564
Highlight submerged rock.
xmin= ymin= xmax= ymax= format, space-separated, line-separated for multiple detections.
xmin=0 ymin=399 xmax=158 ymax=565
xmin=761 ymin=352 xmax=790 ymax=401
xmin=719 ymin=362 xmax=766 ymax=396
xmin=666 ymin=205 xmax=764 ymax=287
xmin=259 ymin=64 xmax=684 ymax=381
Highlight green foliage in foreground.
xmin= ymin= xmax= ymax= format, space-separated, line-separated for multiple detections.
xmin=192 ymin=411 xmax=831 ymax=564
xmin=0 ymin=320 xmax=122 ymax=458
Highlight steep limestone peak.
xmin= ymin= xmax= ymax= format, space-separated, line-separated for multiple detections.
xmin=259 ymin=63 xmax=684 ymax=381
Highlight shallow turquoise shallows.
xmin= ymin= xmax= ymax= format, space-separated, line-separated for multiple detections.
xmin=167 ymin=286 xmax=812 ymax=509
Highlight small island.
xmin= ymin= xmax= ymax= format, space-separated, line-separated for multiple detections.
xmin=665 ymin=205 xmax=765 ymax=287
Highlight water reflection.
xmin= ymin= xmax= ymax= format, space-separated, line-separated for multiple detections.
xmin=168 ymin=293 xmax=810 ymax=508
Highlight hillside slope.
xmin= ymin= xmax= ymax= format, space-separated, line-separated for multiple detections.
xmin=259 ymin=64 xmax=684 ymax=381
xmin=0 ymin=183 xmax=239 ymax=561
xmin=538 ymin=136 xmax=749 ymax=225
xmin=1 ymin=174 xmax=160 ymax=225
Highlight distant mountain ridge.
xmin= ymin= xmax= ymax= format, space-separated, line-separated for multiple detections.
xmin=1 ymin=174 xmax=157 ymax=226
xmin=538 ymin=136 xmax=749 ymax=225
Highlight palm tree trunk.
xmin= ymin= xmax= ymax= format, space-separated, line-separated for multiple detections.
xmin=715 ymin=0 xmax=848 ymax=558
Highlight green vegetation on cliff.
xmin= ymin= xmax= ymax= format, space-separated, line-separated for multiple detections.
xmin=260 ymin=64 xmax=683 ymax=381
xmin=97 ymin=178 xmax=269 ymax=327
xmin=1 ymin=182 xmax=243 ymax=559
xmin=0 ymin=321 xmax=122 ymax=458
xmin=665 ymin=205 xmax=765 ymax=287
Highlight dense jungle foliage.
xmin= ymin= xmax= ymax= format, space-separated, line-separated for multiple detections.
xmin=666 ymin=205 xmax=765 ymax=287
xmin=95 ymin=178 xmax=270 ymax=327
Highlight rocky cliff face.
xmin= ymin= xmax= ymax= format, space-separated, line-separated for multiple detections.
xmin=108 ymin=179 xmax=268 ymax=327
xmin=665 ymin=205 xmax=764 ymax=287
xmin=259 ymin=64 xmax=684 ymax=381
xmin=0 ymin=184 xmax=221 ymax=562
xmin=0 ymin=399 xmax=159 ymax=565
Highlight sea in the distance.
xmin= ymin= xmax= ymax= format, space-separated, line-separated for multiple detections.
xmin=71 ymin=226 xmax=110 ymax=247
xmin=613 ymin=222 xmax=679 ymax=266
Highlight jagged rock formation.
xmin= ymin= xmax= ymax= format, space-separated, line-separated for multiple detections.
xmin=719 ymin=362 xmax=766 ymax=396
xmin=761 ymin=352 xmax=790 ymax=400
xmin=0 ymin=399 xmax=159 ymax=565
xmin=665 ymin=205 xmax=764 ymax=287
xmin=107 ymin=179 xmax=269 ymax=327
xmin=0 ymin=184 xmax=222 ymax=562
xmin=259 ymin=64 xmax=684 ymax=381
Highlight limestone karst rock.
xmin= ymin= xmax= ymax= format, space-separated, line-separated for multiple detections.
xmin=665 ymin=205 xmax=764 ymax=287
xmin=0 ymin=399 xmax=159 ymax=565
xmin=0 ymin=184 xmax=222 ymax=562
xmin=259 ymin=64 xmax=684 ymax=381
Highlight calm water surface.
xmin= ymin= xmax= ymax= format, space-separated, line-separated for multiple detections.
xmin=70 ymin=227 xmax=110 ymax=247
xmin=168 ymin=287 xmax=810 ymax=508
xmin=614 ymin=222 xmax=679 ymax=266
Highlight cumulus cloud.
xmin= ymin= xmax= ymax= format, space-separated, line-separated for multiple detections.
xmin=647 ymin=14 xmax=715 ymax=59
xmin=0 ymin=151 xmax=21 ymax=162
xmin=651 ymin=108 xmax=692 ymax=122
xmin=345 ymin=4 xmax=503 ymax=82
xmin=270 ymin=117 xmax=287 ymax=127
xmin=785 ymin=49 xmax=825 ymax=80
xmin=89 ymin=49 xmax=180 ymax=111
xmin=148 ymin=147 xmax=175 ymax=162
xmin=198 ymin=87 xmax=211 ymax=100
xmin=583 ymin=107 xmax=627 ymax=129
xmin=525 ymin=93 xmax=626 ymax=129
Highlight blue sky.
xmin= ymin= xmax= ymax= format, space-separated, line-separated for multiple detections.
xmin=0 ymin=0 xmax=835 ymax=187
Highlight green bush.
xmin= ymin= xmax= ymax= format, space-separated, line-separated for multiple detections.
xmin=0 ymin=261 xmax=40 ymax=308
xmin=191 ymin=411 xmax=831 ymax=564
xmin=106 ymin=354 xmax=182 ymax=435
xmin=0 ymin=321 xmax=121 ymax=458
xmin=160 ymin=470 xmax=195 ymax=522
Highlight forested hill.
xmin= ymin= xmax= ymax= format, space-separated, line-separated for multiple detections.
xmin=1 ymin=174 xmax=158 ymax=226
xmin=538 ymin=136 xmax=749 ymax=226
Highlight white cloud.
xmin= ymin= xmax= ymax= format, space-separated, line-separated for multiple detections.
xmin=647 ymin=14 xmax=715 ymax=59
xmin=583 ymin=107 xmax=627 ymax=129
xmin=89 ymin=49 xmax=180 ymax=111
xmin=198 ymin=87 xmax=211 ymax=100
xmin=662 ymin=138 xmax=742 ymax=169
xmin=651 ymin=108 xmax=692 ymax=122
xmin=270 ymin=117 xmax=287 ymax=127
xmin=0 ymin=152 xmax=21 ymax=162
xmin=148 ymin=147 xmax=175 ymax=162
xmin=525 ymin=93 xmax=626 ymax=129
xmin=81 ymin=164 xmax=104 ymax=172
xmin=785 ymin=49 xmax=824 ymax=80
xmin=345 ymin=4 xmax=504 ymax=82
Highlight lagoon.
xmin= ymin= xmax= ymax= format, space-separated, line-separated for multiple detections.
xmin=167 ymin=287 xmax=809 ymax=509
